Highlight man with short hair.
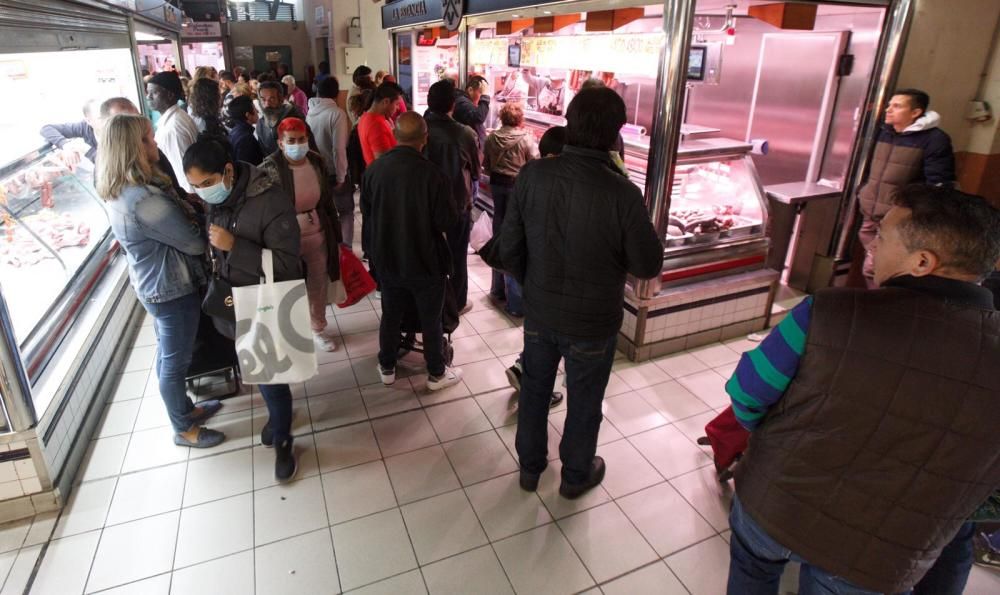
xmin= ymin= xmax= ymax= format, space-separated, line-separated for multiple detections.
xmin=857 ymin=88 xmax=955 ymax=287
xmin=40 ymin=99 xmax=101 ymax=167
xmin=357 ymin=82 xmax=402 ymax=165
xmin=724 ymin=185 xmax=1000 ymax=594
xmin=424 ymin=79 xmax=480 ymax=313
xmin=306 ymin=76 xmax=354 ymax=247
xmin=219 ymin=70 xmax=237 ymax=114
xmin=147 ymin=71 xmax=200 ymax=192
xmin=361 ymin=112 xmax=463 ymax=391
xmin=499 ymin=87 xmax=663 ymax=499
xmin=453 ymin=75 xmax=490 ymax=149
xmin=256 ymin=80 xmax=307 ymax=156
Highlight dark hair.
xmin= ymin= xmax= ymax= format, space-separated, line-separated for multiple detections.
xmin=466 ymin=75 xmax=487 ymax=92
xmin=894 ymin=184 xmax=1000 ymax=279
xmin=352 ymin=65 xmax=373 ymax=85
xmin=349 ymin=89 xmax=374 ymax=116
xmin=894 ymin=88 xmax=930 ymax=114
xmin=189 ymin=78 xmax=222 ymax=120
xmin=566 ymin=87 xmax=626 ymax=151
xmin=259 ymin=80 xmax=285 ymax=96
xmin=318 ymin=61 xmax=330 ymax=75
xmin=183 ymin=138 xmax=231 ymax=174
xmin=373 ymin=81 xmax=403 ymax=103
xmin=539 ymin=126 xmax=567 ymax=157
xmin=257 ymin=72 xmax=276 ymax=83
xmin=249 ymin=70 xmax=261 ymax=80
xmin=227 ymin=95 xmax=256 ymax=122
xmin=140 ymin=69 xmax=150 ymax=77
xmin=427 ymin=79 xmax=456 ymax=114
xmin=317 ymin=76 xmax=340 ymax=99
xmin=220 ymin=71 xmax=235 ymax=83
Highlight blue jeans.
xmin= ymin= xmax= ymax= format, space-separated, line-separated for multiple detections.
xmin=489 ymin=183 xmax=512 ymax=300
xmin=912 ymin=522 xmax=975 ymax=595
xmin=143 ymin=292 xmax=200 ymax=433
xmin=257 ymin=383 xmax=293 ymax=444
xmin=515 ymin=319 xmax=617 ymax=485
xmin=377 ymin=275 xmax=447 ymax=377
xmin=728 ymin=495 xmax=916 ymax=595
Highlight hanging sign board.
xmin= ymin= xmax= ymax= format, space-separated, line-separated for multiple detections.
xmin=442 ymin=0 xmax=463 ymax=31
xmin=470 ymin=38 xmax=507 ymax=66
xmin=519 ymin=33 xmax=661 ymax=75
xmin=182 ymin=22 xmax=222 ymax=39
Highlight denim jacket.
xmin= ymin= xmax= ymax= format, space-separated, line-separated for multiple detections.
xmin=105 ymin=184 xmax=208 ymax=304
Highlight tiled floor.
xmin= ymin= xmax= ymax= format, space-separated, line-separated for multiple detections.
xmin=2 ymin=250 xmax=1000 ymax=594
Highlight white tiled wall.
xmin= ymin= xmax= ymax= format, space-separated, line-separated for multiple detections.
xmin=643 ymin=292 xmax=770 ymax=344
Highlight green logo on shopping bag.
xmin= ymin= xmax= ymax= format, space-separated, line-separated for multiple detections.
xmin=257 ymin=305 xmax=274 ymax=313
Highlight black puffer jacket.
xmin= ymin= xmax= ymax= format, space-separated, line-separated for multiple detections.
xmin=207 ymin=162 xmax=302 ymax=338
xmin=498 ymin=146 xmax=664 ymax=339
xmin=453 ymin=91 xmax=489 ymax=149
xmin=424 ymin=111 xmax=480 ymax=214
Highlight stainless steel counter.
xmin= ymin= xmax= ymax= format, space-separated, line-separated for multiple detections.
xmin=765 ymin=181 xmax=841 ymax=205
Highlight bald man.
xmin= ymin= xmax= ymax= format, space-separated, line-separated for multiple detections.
xmin=360 ymin=111 xmax=464 ymax=391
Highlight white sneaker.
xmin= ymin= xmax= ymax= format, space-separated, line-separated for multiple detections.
xmin=313 ymin=332 xmax=338 ymax=352
xmin=427 ymin=367 xmax=463 ymax=391
xmin=378 ymin=364 xmax=396 ymax=386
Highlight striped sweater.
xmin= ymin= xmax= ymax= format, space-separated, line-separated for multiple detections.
xmin=726 ymin=297 xmax=813 ymax=430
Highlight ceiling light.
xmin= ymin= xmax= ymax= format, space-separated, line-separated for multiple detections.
xmin=512 ymin=14 xmax=520 ymax=18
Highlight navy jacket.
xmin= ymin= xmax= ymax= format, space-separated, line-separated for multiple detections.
xmin=228 ymin=120 xmax=264 ymax=166
xmin=40 ymin=120 xmax=98 ymax=162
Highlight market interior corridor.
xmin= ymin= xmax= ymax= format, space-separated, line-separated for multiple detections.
xmin=1 ymin=224 xmax=998 ymax=595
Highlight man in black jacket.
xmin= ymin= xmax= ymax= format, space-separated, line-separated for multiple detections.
xmin=499 ymin=87 xmax=663 ymax=499
xmin=453 ymin=75 xmax=490 ymax=150
xmin=424 ymin=79 xmax=481 ymax=312
xmin=256 ymin=81 xmax=308 ymax=156
xmin=361 ymin=112 xmax=463 ymax=392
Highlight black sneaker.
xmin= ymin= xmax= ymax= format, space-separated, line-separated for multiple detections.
xmin=261 ymin=422 xmax=273 ymax=448
xmin=549 ymin=392 xmax=564 ymax=409
xmin=559 ymin=456 xmax=606 ymax=500
xmin=519 ymin=469 xmax=541 ymax=492
xmin=275 ymin=438 xmax=297 ymax=483
xmin=505 ymin=364 xmax=522 ymax=391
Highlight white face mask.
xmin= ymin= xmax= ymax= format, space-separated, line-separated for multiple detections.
xmin=194 ymin=168 xmax=232 ymax=205
xmin=283 ymin=143 xmax=309 ymax=162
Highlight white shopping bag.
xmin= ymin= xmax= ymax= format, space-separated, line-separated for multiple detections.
xmin=469 ymin=212 xmax=493 ymax=252
xmin=233 ymin=249 xmax=318 ymax=384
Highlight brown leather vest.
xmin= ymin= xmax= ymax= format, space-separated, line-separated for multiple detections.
xmin=735 ymin=286 xmax=1000 ymax=593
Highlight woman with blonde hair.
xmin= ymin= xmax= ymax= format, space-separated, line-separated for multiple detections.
xmin=97 ymin=114 xmax=226 ymax=449
xmin=193 ymin=65 xmax=218 ymax=81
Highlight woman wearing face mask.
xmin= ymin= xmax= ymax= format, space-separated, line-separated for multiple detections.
xmin=96 ymin=114 xmax=226 ymax=449
xmin=182 ymin=137 xmax=303 ymax=482
xmin=260 ymin=117 xmax=342 ymax=352
xmin=226 ymin=95 xmax=264 ymax=165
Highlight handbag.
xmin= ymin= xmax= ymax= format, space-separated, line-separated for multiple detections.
xmin=469 ymin=212 xmax=493 ymax=253
xmin=337 ymin=244 xmax=376 ymax=308
xmin=232 ymin=249 xmax=317 ymax=384
xmin=202 ymin=252 xmax=235 ymax=322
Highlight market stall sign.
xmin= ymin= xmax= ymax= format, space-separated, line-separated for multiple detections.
xmin=443 ymin=0 xmax=464 ymax=31
xmin=182 ymin=22 xmax=222 ymax=39
xmin=470 ymin=38 xmax=507 ymax=66
xmin=382 ymin=0 xmax=443 ymax=29
xmin=520 ymin=33 xmax=662 ymax=75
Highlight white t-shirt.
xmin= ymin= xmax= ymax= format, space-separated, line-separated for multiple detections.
xmin=155 ymin=105 xmax=200 ymax=193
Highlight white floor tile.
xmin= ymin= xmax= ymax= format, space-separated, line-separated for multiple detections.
xmin=413 ymin=374 xmax=472 ymax=407
xmin=52 ymin=477 xmax=116 ymax=540
xmin=425 ymin=399 xmax=492 ymax=443
xmin=111 ymin=371 xmax=149 ymax=402
xmin=968 ymin=565 xmax=1000 ymax=594
xmin=465 ymin=310 xmax=515 ymax=334
xmin=400 ymin=489 xmax=488 ymax=565
xmin=421 ymin=545 xmax=514 ymax=595
xmin=450 ymin=335 xmax=498 ymax=366
xmin=372 ymin=409 xmax=438 ymax=457
xmin=676 ymin=369 xmax=731 ymax=409
xmin=714 ymin=362 xmax=738 ymax=378
xmin=29 ymin=530 xmax=101 ymax=595
xmin=346 ymin=569 xmax=426 ymax=595
xmin=384 ymin=445 xmax=461 ymax=505
xmin=131 ymin=396 xmax=169 ymax=432
xmin=337 ymin=310 xmax=381 ymax=335
xmin=602 ymin=392 xmax=669 ymax=436
xmin=304 ymin=360 xmax=359 ymax=397
xmin=252 ymin=434 xmax=320 ymax=490
xmin=94 ymin=573 xmax=170 ymax=595
xmin=600 ymin=561 xmax=687 ymax=595
xmin=0 ymin=518 xmax=29 ymax=554
xmin=687 ymin=343 xmax=742 ymax=368
xmin=495 ymin=421 xmax=563 ymax=465
xmin=493 ymin=523 xmax=595 ymax=595
xmin=615 ymin=361 xmax=672 ymax=391
xmin=79 ymin=435 xmax=130 ymax=483
xmin=558 ymin=502 xmax=658 ymax=583
xmin=630 ymin=425 xmax=712 ymax=480
xmin=595 ymin=439 xmax=663 ymax=498
xmin=106 ymin=462 xmax=185 ymax=526
xmin=188 ymin=409 xmax=255 ymax=460
xmin=443 ymin=431 xmax=518 ymax=486
xmin=672 ymin=410 xmax=721 ymax=455
xmin=23 ymin=513 xmax=57 ymax=548
xmin=323 ymin=460 xmax=397 ymax=525
xmin=479 ymin=327 xmax=524 ymax=358
xmin=123 ymin=345 xmax=156 ymax=373
xmin=120 ymin=427 xmax=188 ymax=474
xmin=314 ymin=422 xmax=383 ymax=473
xmin=343 ymin=330 xmax=381 ymax=358
xmin=183 ymin=448 xmax=253 ymax=507
xmin=1 ymin=546 xmax=41 ymax=595
xmin=652 ymin=351 xmax=710 ymax=380
xmin=254 ymin=528 xmax=340 ymax=595
xmin=87 ymin=511 xmax=179 ymax=593
xmin=669 ymin=465 xmax=734 ymax=532
xmin=171 ymin=550 xmax=254 ymax=595
xmin=536 ymin=459 xmax=612 ymax=520
xmin=361 ymin=380 xmax=421 ymax=419
xmin=635 ymin=380 xmax=713 ymax=423
xmin=723 ymin=335 xmax=760 ymax=356
xmin=464 ymin=473 xmax=552 ymax=542
xmin=96 ymin=401 xmax=141 ymax=438
xmin=474 ymin=389 xmax=519 ymax=429
xmin=308 ymin=388 xmax=368 ymax=432
xmin=665 ymin=536 xmax=731 ymax=595
xmin=549 ymin=408 xmax=624 ymax=447
xmin=254 ymin=475 xmax=328 ymax=547
xmin=332 ymin=509 xmax=418 ymax=591
xmin=617 ymin=482 xmax=718 ymax=557
xmin=174 ymin=493 xmax=253 ymax=569
xmin=460 ymin=359 xmax=513 ymax=396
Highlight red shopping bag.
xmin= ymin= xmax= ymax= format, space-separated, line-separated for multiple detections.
xmin=337 ymin=245 xmax=376 ymax=308
xmin=704 ymin=406 xmax=750 ymax=470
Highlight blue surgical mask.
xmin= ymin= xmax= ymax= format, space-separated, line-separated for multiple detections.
xmin=283 ymin=143 xmax=309 ymax=162
xmin=195 ymin=174 xmax=232 ymax=205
